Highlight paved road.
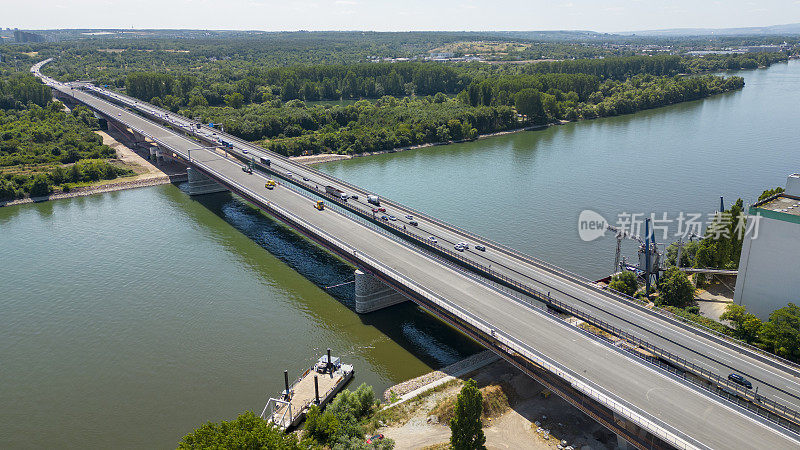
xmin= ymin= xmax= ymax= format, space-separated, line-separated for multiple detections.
xmin=33 ymin=62 xmax=800 ymax=447
xmin=57 ymin=69 xmax=800 ymax=416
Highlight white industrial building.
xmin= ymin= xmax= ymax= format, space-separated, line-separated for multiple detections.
xmin=734 ymin=174 xmax=800 ymax=320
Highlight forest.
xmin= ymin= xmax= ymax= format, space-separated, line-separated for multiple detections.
xmin=0 ymin=73 xmax=132 ymax=200
xmin=175 ymin=69 xmax=744 ymax=156
xmin=2 ymin=35 xmax=790 ymax=159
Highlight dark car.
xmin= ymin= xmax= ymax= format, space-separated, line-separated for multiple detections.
xmin=728 ymin=373 xmax=753 ymax=389
xmin=409 ymin=220 xmax=418 ymax=226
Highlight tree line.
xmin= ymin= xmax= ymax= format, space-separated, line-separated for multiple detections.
xmin=175 ymin=70 xmax=742 ymax=157
xmin=0 ymin=71 xmax=52 ymax=109
xmin=94 ymin=52 xmax=773 ymax=112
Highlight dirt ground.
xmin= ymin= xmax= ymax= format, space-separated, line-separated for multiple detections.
xmin=695 ymin=278 xmax=736 ymax=322
xmin=95 ymin=128 xmax=185 ymax=180
xmin=380 ymin=360 xmax=619 ymax=450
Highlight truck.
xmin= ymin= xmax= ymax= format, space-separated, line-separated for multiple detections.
xmin=325 ymin=185 xmax=346 ymax=199
xmin=259 ymin=157 xmax=271 ymax=167
xmin=367 ymin=195 xmax=380 ymax=206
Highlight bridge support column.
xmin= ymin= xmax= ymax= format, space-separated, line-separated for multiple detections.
xmin=186 ymin=167 xmax=227 ymax=196
xmin=612 ymin=412 xmax=649 ymax=450
xmin=131 ymin=130 xmax=148 ymax=144
xmin=354 ymin=269 xmax=407 ymax=313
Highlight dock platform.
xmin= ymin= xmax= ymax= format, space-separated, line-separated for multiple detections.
xmin=261 ymin=352 xmax=354 ymax=430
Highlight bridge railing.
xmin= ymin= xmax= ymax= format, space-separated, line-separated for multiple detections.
xmin=74 ymin=78 xmax=800 ymax=377
xmin=61 ymin=79 xmax=800 ymax=436
xmin=33 ymin=67 xmax=782 ymax=368
xmin=185 ymin=156 xmax=700 ymax=449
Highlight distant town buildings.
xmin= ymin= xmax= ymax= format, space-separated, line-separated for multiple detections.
xmin=734 ymin=174 xmax=800 ymax=320
xmin=13 ymin=29 xmax=45 ymax=43
xmin=686 ymin=42 xmax=791 ymax=56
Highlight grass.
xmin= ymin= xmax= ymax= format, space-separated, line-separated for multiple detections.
xmin=429 ymin=383 xmax=512 ymax=424
xmin=419 ymin=443 xmax=450 ymax=450
xmin=375 ymin=379 xmax=463 ymax=429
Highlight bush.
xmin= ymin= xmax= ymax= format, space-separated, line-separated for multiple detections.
xmin=304 ymin=383 xmax=383 ymax=447
xmin=658 ymin=267 xmax=695 ymax=307
xmin=0 ymin=179 xmax=19 ymax=200
xmin=177 ymin=411 xmax=303 ymax=449
xmin=29 ymin=174 xmax=53 ymax=197
xmin=609 ymin=271 xmax=638 ymax=297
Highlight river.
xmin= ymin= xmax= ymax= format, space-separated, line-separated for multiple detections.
xmin=320 ymin=60 xmax=800 ymax=279
xmin=1 ymin=60 xmax=799 ymax=448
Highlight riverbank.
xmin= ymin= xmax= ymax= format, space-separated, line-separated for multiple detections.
xmin=1 ymin=129 xmax=187 ymax=207
xmin=378 ymin=356 xmax=616 ymax=449
xmin=290 ymin=124 xmax=548 ymax=165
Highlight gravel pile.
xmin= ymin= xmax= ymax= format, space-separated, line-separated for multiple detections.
xmin=383 ymin=350 xmax=497 ymax=401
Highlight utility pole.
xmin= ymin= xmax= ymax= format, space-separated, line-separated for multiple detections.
xmin=645 ymin=218 xmax=651 ymax=299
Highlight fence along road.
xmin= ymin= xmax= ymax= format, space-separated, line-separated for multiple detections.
xmin=34 ymin=63 xmax=800 ymax=447
xmin=62 ymin=67 xmax=800 ymax=417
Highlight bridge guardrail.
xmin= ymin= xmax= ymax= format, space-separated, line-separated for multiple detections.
xmin=82 ymin=89 xmax=800 ymax=428
xmin=54 ymin=73 xmax=800 ymax=438
xmin=105 ymin=112 xmax=790 ymax=445
xmin=184 ymin=156 xmax=701 ymax=449
xmin=260 ymin=179 xmax=800 ymax=430
xmin=170 ymin=103 xmax=800 ymax=378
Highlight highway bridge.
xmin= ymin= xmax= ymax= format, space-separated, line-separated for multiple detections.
xmin=33 ymin=59 xmax=800 ymax=449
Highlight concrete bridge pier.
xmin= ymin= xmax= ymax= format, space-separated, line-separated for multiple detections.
xmin=354 ymin=269 xmax=408 ymax=313
xmin=186 ymin=167 xmax=228 ymax=196
xmin=131 ymin=129 xmax=149 ymax=145
xmin=612 ymin=412 xmax=648 ymax=450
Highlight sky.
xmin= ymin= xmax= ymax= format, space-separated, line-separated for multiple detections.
xmin=4 ymin=0 xmax=800 ymax=32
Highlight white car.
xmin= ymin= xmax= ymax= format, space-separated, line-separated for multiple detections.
xmin=428 ymin=236 xmax=438 ymax=243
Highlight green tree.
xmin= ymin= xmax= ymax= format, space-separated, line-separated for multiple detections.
xmin=0 ymin=179 xmax=18 ymax=200
xmin=658 ymin=267 xmax=695 ymax=308
xmin=609 ymin=271 xmax=638 ymax=297
xmin=720 ymin=304 xmax=763 ymax=343
xmin=177 ymin=411 xmax=303 ymax=449
xmin=513 ymin=88 xmax=544 ymax=123
xmin=188 ymin=94 xmax=209 ymax=108
xmin=762 ymin=303 xmax=800 ymax=362
xmin=29 ymin=174 xmax=53 ymax=197
xmin=225 ymin=92 xmax=245 ymax=108
xmin=450 ymin=379 xmax=485 ymax=450
xmin=758 ymin=186 xmax=785 ymax=202
xmin=304 ymin=405 xmax=340 ymax=444
xmin=666 ymin=240 xmax=699 ymax=268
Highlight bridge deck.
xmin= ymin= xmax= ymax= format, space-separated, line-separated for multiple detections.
xmin=34 ymin=62 xmax=800 ymax=448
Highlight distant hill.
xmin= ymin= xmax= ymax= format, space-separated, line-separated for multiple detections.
xmin=619 ymin=23 xmax=800 ymax=36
